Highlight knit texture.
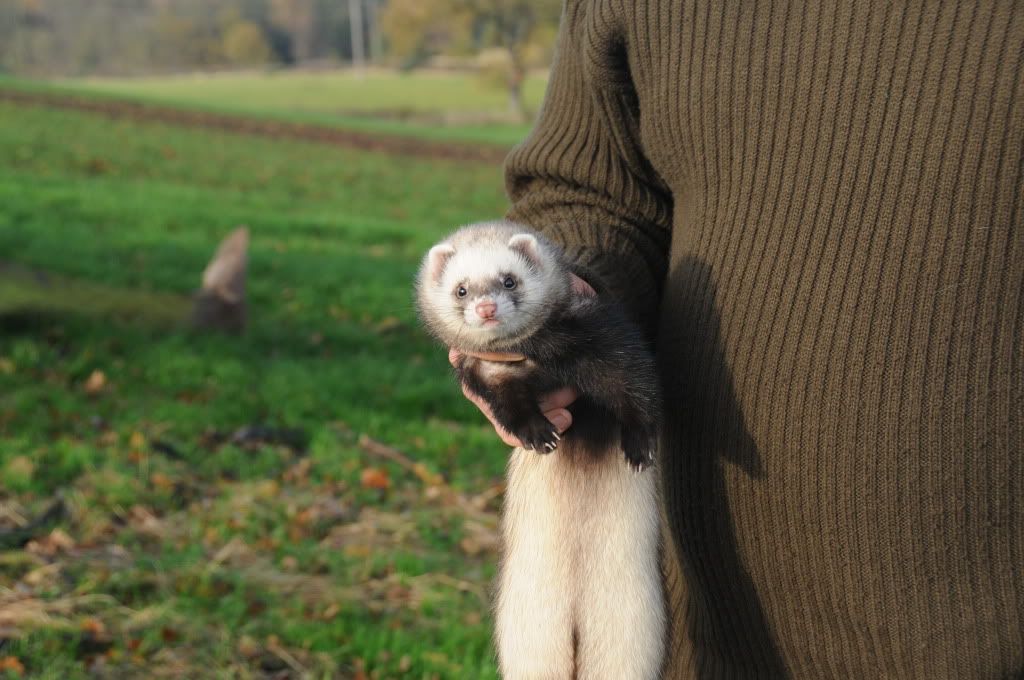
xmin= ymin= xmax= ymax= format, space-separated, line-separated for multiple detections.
xmin=505 ymin=1 xmax=1024 ymax=677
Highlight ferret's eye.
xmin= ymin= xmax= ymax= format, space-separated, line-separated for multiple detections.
xmin=502 ymin=276 xmax=517 ymax=290
xmin=456 ymin=286 xmax=468 ymax=298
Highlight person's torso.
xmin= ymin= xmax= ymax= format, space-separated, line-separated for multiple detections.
xmin=584 ymin=2 xmax=1024 ymax=676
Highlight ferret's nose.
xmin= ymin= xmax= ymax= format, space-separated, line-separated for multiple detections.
xmin=475 ymin=301 xmax=497 ymax=319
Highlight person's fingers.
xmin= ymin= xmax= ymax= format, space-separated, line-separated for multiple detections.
xmin=461 ymin=383 xmax=521 ymax=447
xmin=464 ymin=350 xmax=527 ymax=362
xmin=450 ymin=347 xmax=526 ymax=363
xmin=542 ymin=408 xmax=572 ymax=433
xmin=461 ymin=383 xmax=576 ymax=446
xmin=570 ymin=274 xmax=597 ymax=297
xmin=537 ymin=386 xmax=579 ymax=412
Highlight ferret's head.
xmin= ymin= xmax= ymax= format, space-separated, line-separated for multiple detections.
xmin=416 ymin=223 xmax=571 ymax=352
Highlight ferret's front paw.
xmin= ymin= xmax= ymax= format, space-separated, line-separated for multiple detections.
xmin=514 ymin=418 xmax=561 ymax=454
xmin=621 ymin=427 xmax=657 ymax=471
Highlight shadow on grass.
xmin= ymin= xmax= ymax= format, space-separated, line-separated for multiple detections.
xmin=0 ymin=261 xmax=189 ymax=328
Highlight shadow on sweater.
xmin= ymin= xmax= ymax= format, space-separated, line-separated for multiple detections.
xmin=659 ymin=255 xmax=788 ymax=678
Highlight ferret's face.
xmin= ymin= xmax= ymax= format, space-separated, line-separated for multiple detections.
xmin=419 ymin=231 xmax=569 ymax=351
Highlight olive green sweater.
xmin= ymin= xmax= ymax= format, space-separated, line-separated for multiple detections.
xmin=505 ymin=1 xmax=1023 ymax=677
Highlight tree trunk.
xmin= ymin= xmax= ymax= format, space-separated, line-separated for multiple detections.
xmin=508 ymin=64 xmax=527 ymax=123
xmin=348 ymin=0 xmax=365 ymax=75
xmin=191 ymin=226 xmax=248 ymax=333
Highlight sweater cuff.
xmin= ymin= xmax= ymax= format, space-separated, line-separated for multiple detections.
xmin=506 ymin=211 xmax=664 ymax=337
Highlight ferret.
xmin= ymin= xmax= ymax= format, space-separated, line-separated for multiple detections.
xmin=416 ymin=220 xmax=666 ymax=679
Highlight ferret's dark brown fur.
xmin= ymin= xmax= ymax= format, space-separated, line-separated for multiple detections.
xmin=416 ymin=220 xmax=661 ymax=469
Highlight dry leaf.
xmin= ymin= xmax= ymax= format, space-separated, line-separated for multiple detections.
xmin=256 ymin=480 xmax=280 ymax=499
xmin=5 ymin=456 xmax=34 ymax=480
xmin=150 ymin=472 xmax=174 ymax=491
xmin=374 ymin=317 xmax=402 ymax=333
xmin=128 ymin=505 xmax=164 ymax=536
xmin=360 ymin=468 xmax=390 ymax=490
xmin=343 ymin=544 xmax=372 ymax=558
xmin=237 ymin=635 xmax=260 ymax=658
xmin=26 ymin=529 xmax=75 ymax=556
xmin=129 ymin=431 xmax=145 ymax=449
xmin=80 ymin=617 xmax=106 ymax=637
xmin=83 ymin=370 xmax=107 ymax=395
xmin=0 ymin=657 xmax=24 ymax=676
xmin=283 ymin=458 xmax=312 ymax=483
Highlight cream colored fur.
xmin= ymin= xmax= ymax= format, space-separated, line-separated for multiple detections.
xmin=495 ymin=447 xmax=665 ymax=679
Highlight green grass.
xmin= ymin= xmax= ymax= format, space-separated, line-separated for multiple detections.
xmin=37 ymin=69 xmax=550 ymax=147
xmin=0 ymin=99 xmax=513 ymax=677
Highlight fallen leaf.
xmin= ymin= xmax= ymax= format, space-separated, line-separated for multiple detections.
xmin=398 ymin=655 xmax=412 ymax=672
xmin=150 ymin=472 xmax=174 ymax=491
xmin=80 ymin=617 xmax=106 ymax=637
xmin=128 ymin=505 xmax=164 ymax=536
xmin=0 ymin=657 xmax=24 ymax=676
xmin=4 ymin=456 xmax=34 ymax=481
xmin=26 ymin=528 xmax=75 ymax=556
xmin=256 ymin=480 xmax=280 ymax=499
xmin=83 ymin=370 xmax=107 ymax=395
xmin=374 ymin=317 xmax=402 ymax=334
xmin=237 ymin=635 xmax=260 ymax=658
xmin=129 ymin=431 xmax=145 ymax=449
xmin=283 ymin=458 xmax=312 ymax=483
xmin=0 ymin=358 xmax=13 ymax=375
xmin=85 ymin=157 xmax=110 ymax=174
xmin=343 ymin=544 xmax=372 ymax=558
xmin=459 ymin=537 xmax=483 ymax=556
xmin=360 ymin=468 xmax=390 ymax=490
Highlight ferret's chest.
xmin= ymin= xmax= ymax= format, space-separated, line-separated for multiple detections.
xmin=467 ymin=358 xmax=541 ymax=387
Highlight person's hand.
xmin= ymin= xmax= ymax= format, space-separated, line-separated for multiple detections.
xmin=448 ymin=273 xmax=596 ymax=447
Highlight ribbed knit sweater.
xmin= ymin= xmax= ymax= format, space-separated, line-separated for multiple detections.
xmin=504 ymin=2 xmax=1023 ymax=677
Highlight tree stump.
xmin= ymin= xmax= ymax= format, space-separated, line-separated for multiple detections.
xmin=191 ymin=226 xmax=249 ymax=333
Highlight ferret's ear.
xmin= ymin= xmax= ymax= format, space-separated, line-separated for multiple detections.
xmin=508 ymin=233 xmax=542 ymax=268
xmin=427 ymin=243 xmax=456 ymax=283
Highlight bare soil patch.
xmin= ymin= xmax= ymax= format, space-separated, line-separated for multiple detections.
xmin=0 ymin=88 xmax=511 ymax=164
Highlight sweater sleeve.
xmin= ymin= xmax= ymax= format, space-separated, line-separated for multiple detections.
xmin=504 ymin=0 xmax=673 ymax=334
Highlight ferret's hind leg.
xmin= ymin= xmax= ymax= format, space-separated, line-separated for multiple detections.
xmin=575 ymin=459 xmax=665 ymax=680
xmin=495 ymin=448 xmax=578 ymax=680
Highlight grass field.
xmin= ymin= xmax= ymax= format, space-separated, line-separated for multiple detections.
xmin=49 ymin=70 xmax=549 ymax=147
xmin=0 ymin=88 xmax=515 ymax=678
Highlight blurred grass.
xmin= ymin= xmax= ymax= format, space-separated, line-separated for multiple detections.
xmin=0 ymin=97 xmax=513 ymax=678
xmin=33 ymin=69 xmax=550 ymax=147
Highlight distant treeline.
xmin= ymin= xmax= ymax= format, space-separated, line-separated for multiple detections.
xmin=0 ymin=0 xmax=376 ymax=75
xmin=0 ymin=0 xmax=560 ymax=79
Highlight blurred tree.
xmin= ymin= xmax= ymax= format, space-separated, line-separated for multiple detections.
xmin=382 ymin=0 xmax=474 ymax=68
xmin=0 ymin=0 xmax=557 ymax=78
xmin=269 ymin=0 xmax=314 ymax=63
xmin=381 ymin=0 xmax=560 ymax=120
xmin=222 ymin=20 xmax=272 ymax=66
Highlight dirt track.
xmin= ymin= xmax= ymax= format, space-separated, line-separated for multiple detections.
xmin=0 ymin=88 xmax=512 ymax=164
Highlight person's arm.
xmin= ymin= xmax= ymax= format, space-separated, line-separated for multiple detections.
xmin=456 ymin=0 xmax=671 ymax=444
xmin=505 ymin=0 xmax=672 ymax=334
